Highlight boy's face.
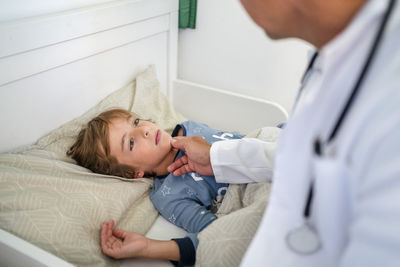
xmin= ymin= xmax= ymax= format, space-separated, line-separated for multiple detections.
xmin=108 ymin=116 xmax=174 ymax=178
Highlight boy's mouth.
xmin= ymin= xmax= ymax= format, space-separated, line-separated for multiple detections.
xmin=155 ymin=129 xmax=161 ymax=145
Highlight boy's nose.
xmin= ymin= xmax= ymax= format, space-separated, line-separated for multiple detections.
xmin=141 ymin=127 xmax=149 ymax=137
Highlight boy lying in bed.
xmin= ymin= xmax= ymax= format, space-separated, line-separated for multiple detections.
xmin=67 ymin=108 xmax=244 ymax=266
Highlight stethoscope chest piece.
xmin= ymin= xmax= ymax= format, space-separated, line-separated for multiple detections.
xmin=286 ymin=221 xmax=322 ymax=254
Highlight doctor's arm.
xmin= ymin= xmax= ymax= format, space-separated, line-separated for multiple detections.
xmin=169 ymin=136 xmax=276 ymax=184
xmin=211 ymin=138 xmax=276 ymax=184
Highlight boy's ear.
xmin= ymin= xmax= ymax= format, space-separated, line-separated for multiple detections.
xmin=134 ymin=171 xmax=144 ymax=178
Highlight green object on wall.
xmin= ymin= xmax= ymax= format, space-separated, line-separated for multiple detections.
xmin=179 ymin=0 xmax=197 ymax=29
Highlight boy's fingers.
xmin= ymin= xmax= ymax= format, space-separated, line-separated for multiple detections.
xmin=101 ymin=222 xmax=106 ymax=240
xmin=101 ymin=222 xmax=110 ymax=250
xmin=101 ymin=220 xmax=114 ymax=241
xmin=103 ymin=222 xmax=110 ymax=237
xmin=112 ymin=229 xmax=126 ymax=239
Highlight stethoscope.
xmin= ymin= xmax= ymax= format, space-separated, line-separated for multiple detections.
xmin=286 ymin=0 xmax=397 ymax=255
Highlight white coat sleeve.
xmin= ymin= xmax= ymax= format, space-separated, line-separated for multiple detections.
xmin=340 ymin=120 xmax=400 ymax=267
xmin=210 ymin=138 xmax=276 ymax=184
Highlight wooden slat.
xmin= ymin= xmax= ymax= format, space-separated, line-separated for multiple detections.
xmin=0 ymin=0 xmax=179 ymax=153
xmin=0 ymin=0 xmax=178 ymax=58
xmin=0 ymin=15 xmax=169 ymax=86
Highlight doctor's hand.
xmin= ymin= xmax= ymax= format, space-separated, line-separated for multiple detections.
xmin=101 ymin=220 xmax=149 ymax=259
xmin=168 ymin=136 xmax=214 ymax=176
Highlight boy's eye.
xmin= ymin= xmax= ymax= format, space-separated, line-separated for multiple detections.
xmin=129 ymin=139 xmax=134 ymax=151
xmin=134 ymin=119 xmax=140 ymax=127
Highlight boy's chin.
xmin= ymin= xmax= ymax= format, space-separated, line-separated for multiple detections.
xmin=165 ymin=136 xmax=173 ymax=146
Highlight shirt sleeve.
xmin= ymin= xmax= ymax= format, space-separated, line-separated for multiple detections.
xmin=210 ymin=138 xmax=276 ymax=184
xmin=164 ymin=198 xmax=216 ymax=233
xmin=151 ymin=183 xmax=217 ymax=233
xmin=171 ymin=237 xmax=196 ymax=267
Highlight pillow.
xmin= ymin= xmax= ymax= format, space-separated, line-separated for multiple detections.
xmin=0 ymin=65 xmax=186 ymax=267
xmin=35 ymin=65 xmax=186 ymax=161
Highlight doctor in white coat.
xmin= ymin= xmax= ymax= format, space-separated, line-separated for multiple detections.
xmin=168 ymin=0 xmax=400 ymax=266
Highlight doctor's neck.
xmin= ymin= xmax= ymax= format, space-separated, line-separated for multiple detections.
xmin=294 ymin=0 xmax=367 ymax=49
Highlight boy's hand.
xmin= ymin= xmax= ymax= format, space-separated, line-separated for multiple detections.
xmin=168 ymin=136 xmax=214 ymax=176
xmin=101 ymin=220 xmax=149 ymax=259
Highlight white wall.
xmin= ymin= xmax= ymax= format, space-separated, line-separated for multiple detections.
xmin=178 ymin=0 xmax=312 ymax=112
xmin=1 ymin=0 xmax=312 ymax=113
xmin=0 ymin=0 xmax=114 ymax=22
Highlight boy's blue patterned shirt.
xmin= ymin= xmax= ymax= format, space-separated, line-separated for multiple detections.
xmin=150 ymin=120 xmax=244 ymax=236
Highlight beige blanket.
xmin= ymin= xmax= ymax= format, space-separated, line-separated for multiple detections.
xmin=196 ymin=126 xmax=279 ymax=267
xmin=0 ymin=148 xmax=156 ymax=267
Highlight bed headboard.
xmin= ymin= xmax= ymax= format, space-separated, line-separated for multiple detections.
xmin=0 ymin=0 xmax=179 ymax=153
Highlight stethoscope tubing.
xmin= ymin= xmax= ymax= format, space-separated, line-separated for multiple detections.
xmin=302 ymin=0 xmax=396 ymax=219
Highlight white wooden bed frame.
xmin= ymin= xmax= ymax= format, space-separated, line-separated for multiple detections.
xmin=0 ymin=0 xmax=287 ymax=265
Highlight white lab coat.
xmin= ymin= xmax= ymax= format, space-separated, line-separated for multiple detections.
xmin=210 ymin=0 xmax=400 ymax=266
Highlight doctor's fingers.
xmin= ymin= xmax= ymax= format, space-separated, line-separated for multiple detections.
xmin=170 ymin=136 xmax=188 ymax=151
xmin=173 ymin=136 xmax=211 ymax=160
xmin=168 ymin=155 xmax=193 ymax=176
xmin=174 ymin=164 xmax=195 ymax=177
xmin=171 ymin=136 xmax=210 ymax=152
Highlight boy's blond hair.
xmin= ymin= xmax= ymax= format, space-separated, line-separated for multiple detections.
xmin=67 ymin=108 xmax=137 ymax=178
